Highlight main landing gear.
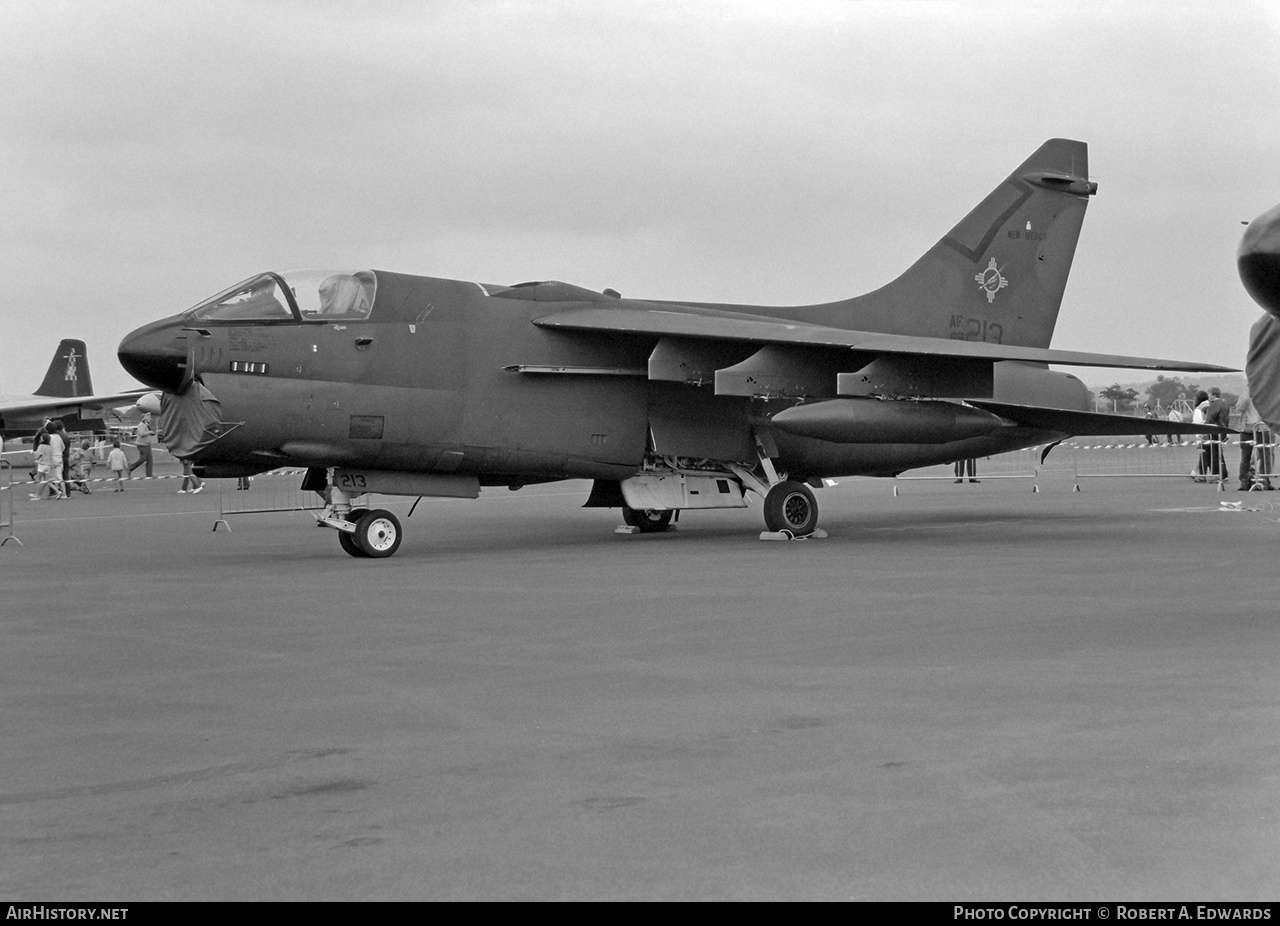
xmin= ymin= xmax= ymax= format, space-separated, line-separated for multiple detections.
xmin=621 ymin=506 xmax=674 ymax=533
xmin=761 ymin=480 xmax=818 ymax=536
xmin=731 ymin=455 xmax=823 ymax=539
xmin=617 ymin=455 xmax=825 ymax=540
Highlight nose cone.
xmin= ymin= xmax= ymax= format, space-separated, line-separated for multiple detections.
xmin=118 ymin=317 xmax=189 ymax=393
xmin=1239 ymin=203 xmax=1280 ymax=318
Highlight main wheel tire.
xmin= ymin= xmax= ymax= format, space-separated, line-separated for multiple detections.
xmin=622 ymin=506 xmax=674 ymax=533
xmin=354 ymin=508 xmax=402 ymax=558
xmin=763 ymin=480 xmax=818 ymax=536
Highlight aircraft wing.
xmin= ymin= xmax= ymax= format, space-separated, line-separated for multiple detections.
xmin=967 ymin=400 xmax=1236 ymax=437
xmin=0 ymin=389 xmax=152 ymax=427
xmin=531 ymin=305 xmax=1236 ymax=373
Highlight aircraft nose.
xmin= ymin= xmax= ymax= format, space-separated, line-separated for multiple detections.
xmin=118 ymin=317 xmax=190 ymax=393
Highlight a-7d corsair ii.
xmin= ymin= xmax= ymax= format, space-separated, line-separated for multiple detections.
xmin=119 ymin=139 xmax=1232 ymax=558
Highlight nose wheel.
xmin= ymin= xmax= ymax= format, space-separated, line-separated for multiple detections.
xmin=337 ymin=508 xmax=369 ymax=557
xmin=338 ymin=507 xmax=402 ymax=558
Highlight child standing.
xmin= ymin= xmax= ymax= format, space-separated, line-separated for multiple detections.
xmin=69 ymin=439 xmax=94 ymax=494
xmin=107 ymin=439 xmax=128 ymax=491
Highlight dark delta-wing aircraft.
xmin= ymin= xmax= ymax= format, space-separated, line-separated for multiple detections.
xmin=118 ymin=138 xmax=1234 ymax=558
xmin=0 ymin=339 xmax=150 ymax=440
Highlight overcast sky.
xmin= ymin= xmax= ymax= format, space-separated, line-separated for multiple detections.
xmin=3 ymin=0 xmax=1278 ymax=394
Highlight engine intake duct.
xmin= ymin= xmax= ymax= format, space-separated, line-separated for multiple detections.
xmin=770 ymin=398 xmax=1008 ymax=445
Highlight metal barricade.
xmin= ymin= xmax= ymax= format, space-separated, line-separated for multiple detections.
xmin=1245 ymin=424 xmax=1276 ymax=491
xmin=1064 ymin=439 xmax=1225 ymax=487
xmin=892 ymin=447 xmax=1040 ymax=495
xmin=212 ymin=469 xmax=387 ymax=531
xmin=891 ymin=439 xmax=1241 ymax=495
xmin=1 ymin=459 xmax=21 ymax=547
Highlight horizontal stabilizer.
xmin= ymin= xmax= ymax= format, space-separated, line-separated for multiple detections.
xmin=968 ymin=400 xmax=1236 ymax=437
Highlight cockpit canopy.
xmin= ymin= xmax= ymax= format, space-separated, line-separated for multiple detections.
xmin=185 ymin=270 xmax=376 ymax=322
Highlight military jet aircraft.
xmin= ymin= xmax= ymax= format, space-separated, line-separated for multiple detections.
xmin=0 ymin=338 xmax=149 ymax=437
xmin=119 ymin=138 xmax=1233 ymax=557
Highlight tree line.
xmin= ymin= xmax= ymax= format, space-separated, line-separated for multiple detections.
xmin=1092 ymin=376 xmax=1238 ymax=414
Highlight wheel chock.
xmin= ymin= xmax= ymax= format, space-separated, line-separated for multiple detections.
xmin=615 ymin=525 xmax=640 ymax=534
xmin=759 ymin=528 xmax=827 ymax=541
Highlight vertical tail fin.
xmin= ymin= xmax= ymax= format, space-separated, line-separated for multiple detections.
xmin=810 ymin=139 xmax=1096 ymax=348
xmin=35 ymin=339 xmax=94 ymax=398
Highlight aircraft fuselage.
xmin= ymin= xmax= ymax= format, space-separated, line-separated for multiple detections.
xmin=119 ymin=269 xmax=1074 ymax=486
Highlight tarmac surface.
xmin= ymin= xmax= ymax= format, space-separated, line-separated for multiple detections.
xmin=1 ymin=451 xmax=1278 ymax=900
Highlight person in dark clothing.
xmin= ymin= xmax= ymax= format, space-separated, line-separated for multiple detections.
xmin=1235 ymin=390 xmax=1273 ymax=490
xmin=1203 ymin=387 xmax=1231 ymax=483
xmin=1142 ymin=404 xmax=1156 ymax=445
xmin=954 ymin=458 xmax=978 ymax=483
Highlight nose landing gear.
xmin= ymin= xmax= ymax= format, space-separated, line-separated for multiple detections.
xmin=315 ymin=481 xmax=404 ymax=558
xmin=334 ymin=507 xmax=402 ymax=557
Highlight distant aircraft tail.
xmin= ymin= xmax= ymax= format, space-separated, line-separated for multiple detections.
xmin=805 ymin=138 xmax=1096 ymax=349
xmin=35 ymin=339 xmax=94 ymax=398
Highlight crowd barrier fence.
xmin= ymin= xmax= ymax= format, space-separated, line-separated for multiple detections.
xmin=212 ymin=470 xmax=392 ymax=531
xmin=4 ymin=438 xmax=1273 ymax=546
xmin=215 ymin=440 xmax=1274 ymax=524
xmin=0 ymin=460 xmax=20 ymax=547
xmin=213 ymin=439 xmax=1280 ymax=522
xmin=891 ymin=437 xmax=1278 ymax=494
